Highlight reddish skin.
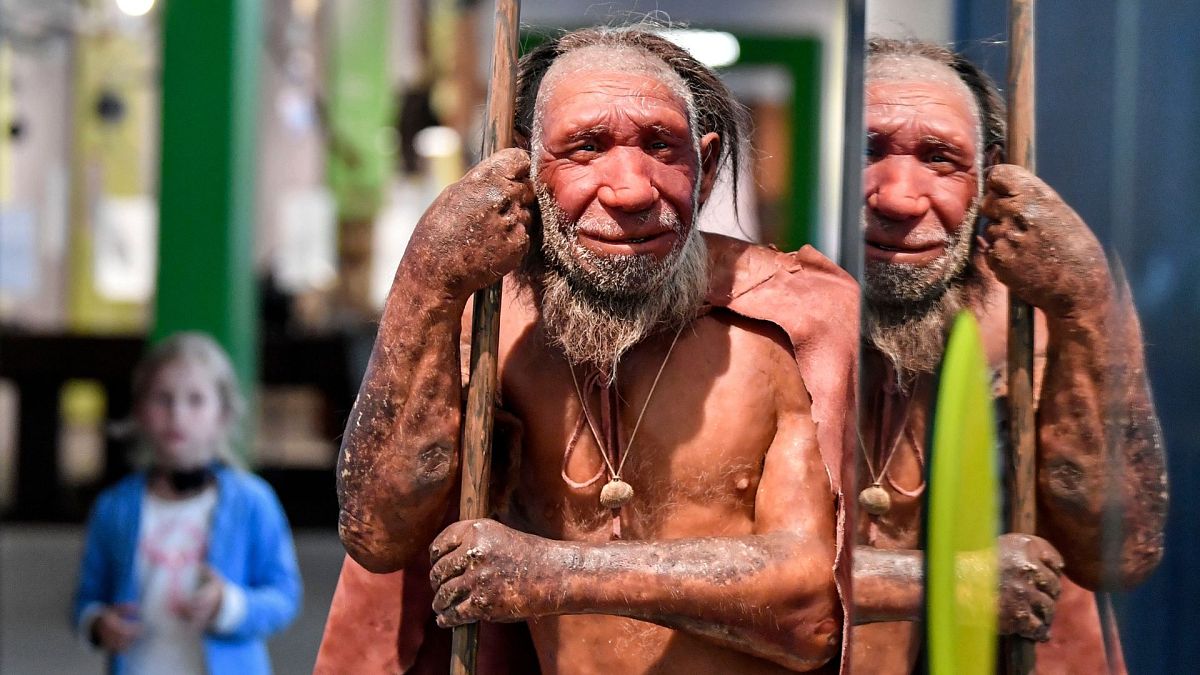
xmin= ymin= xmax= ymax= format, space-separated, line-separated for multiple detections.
xmin=337 ymin=67 xmax=840 ymax=673
xmin=863 ymin=79 xmax=979 ymax=267
xmin=852 ymin=73 xmax=1167 ymax=672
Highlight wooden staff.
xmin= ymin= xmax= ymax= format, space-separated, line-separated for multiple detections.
xmin=451 ymin=1 xmax=521 ymax=674
xmin=1004 ymin=0 xmax=1037 ymax=673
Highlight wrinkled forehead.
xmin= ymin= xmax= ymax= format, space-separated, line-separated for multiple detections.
xmin=866 ymin=55 xmax=980 ymax=132
xmin=533 ymin=45 xmax=694 ymax=132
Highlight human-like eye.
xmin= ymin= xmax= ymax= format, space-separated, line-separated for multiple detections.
xmin=864 ymin=134 xmax=881 ymax=159
xmin=649 ymin=140 xmax=670 ymax=150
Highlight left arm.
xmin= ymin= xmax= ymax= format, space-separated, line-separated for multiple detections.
xmin=981 ymin=165 xmax=1168 ymax=589
xmin=209 ymin=480 xmax=303 ymax=641
xmin=429 ymin=337 xmax=841 ymax=671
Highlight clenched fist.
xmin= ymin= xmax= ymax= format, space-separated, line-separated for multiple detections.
xmin=403 ymin=148 xmax=536 ymax=302
xmin=428 ymin=519 xmax=568 ymax=628
xmin=980 ymin=164 xmax=1111 ymax=319
xmin=996 ymin=532 xmax=1064 ymax=641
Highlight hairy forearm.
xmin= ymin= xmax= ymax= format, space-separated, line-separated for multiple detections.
xmin=337 ymin=265 xmax=466 ymax=573
xmin=852 ymin=546 xmax=923 ymax=624
xmin=1037 ymin=293 xmax=1167 ymax=589
xmin=542 ymin=534 xmax=840 ymax=671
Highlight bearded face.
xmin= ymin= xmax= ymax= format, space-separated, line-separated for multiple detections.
xmin=524 ymin=55 xmax=718 ymax=378
xmin=862 ymin=67 xmax=987 ymax=377
xmin=529 ymin=169 xmax=708 ymax=380
xmin=863 ymin=199 xmax=978 ymax=309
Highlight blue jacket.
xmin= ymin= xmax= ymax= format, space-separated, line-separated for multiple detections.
xmin=72 ymin=467 xmax=303 ymax=675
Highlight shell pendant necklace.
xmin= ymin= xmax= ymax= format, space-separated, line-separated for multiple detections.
xmin=858 ymin=387 xmax=916 ymax=516
xmin=568 ymin=324 xmax=685 ymax=520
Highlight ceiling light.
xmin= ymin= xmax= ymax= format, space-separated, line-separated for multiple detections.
xmin=115 ymin=0 xmax=156 ymax=18
xmin=657 ymin=29 xmax=741 ymax=69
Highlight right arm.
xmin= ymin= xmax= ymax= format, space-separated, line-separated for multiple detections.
xmin=337 ymin=149 xmax=533 ymax=573
xmin=73 ymin=496 xmax=115 ymax=632
xmin=74 ymin=495 xmax=141 ymax=652
xmin=852 ymin=535 xmax=1064 ymax=641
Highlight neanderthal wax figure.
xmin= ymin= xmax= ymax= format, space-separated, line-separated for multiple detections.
xmin=848 ymin=38 xmax=1168 ymax=674
xmin=316 ymin=28 xmax=860 ymax=674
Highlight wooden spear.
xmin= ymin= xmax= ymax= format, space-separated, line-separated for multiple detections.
xmin=1004 ymin=0 xmax=1038 ymax=673
xmin=451 ymin=1 xmax=521 ymax=674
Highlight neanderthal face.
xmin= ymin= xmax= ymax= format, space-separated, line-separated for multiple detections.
xmin=531 ymin=65 xmax=720 ymax=297
xmin=863 ymin=72 xmax=982 ymax=305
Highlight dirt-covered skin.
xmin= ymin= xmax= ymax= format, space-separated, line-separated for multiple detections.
xmin=337 ymin=60 xmax=842 ymax=673
xmin=852 ymin=53 xmax=1166 ymax=674
xmin=336 ymin=148 xmax=534 ymax=574
xmin=853 ymin=533 xmax=1063 ymax=638
xmin=980 ymin=164 xmax=1167 ymax=589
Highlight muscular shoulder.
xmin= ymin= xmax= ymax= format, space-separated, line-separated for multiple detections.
xmin=703 ymin=309 xmax=814 ymax=416
xmin=704 ymin=233 xmax=857 ymax=304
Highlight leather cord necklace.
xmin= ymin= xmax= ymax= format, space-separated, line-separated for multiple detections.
xmin=567 ymin=323 xmax=686 ymax=537
xmin=859 ymin=383 xmax=919 ymax=516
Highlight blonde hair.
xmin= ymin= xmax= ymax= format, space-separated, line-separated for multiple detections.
xmin=131 ymin=331 xmax=246 ymax=466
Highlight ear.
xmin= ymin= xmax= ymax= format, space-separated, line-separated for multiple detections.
xmin=984 ymin=143 xmax=1005 ymax=168
xmin=697 ymin=132 xmax=722 ymax=206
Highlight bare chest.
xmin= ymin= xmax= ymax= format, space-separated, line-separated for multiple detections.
xmin=856 ymin=379 xmax=933 ymax=550
xmin=498 ymin=331 xmax=778 ymax=543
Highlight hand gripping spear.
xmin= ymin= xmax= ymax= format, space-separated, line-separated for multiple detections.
xmin=1004 ymin=0 xmax=1038 ymax=673
xmin=451 ymin=1 xmax=522 ymax=674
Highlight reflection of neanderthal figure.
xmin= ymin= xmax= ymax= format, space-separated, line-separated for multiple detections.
xmin=322 ymin=28 xmax=860 ymax=674
xmin=850 ymin=38 xmax=1168 ymax=673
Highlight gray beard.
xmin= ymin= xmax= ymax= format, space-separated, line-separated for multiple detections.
xmin=526 ymin=183 xmax=708 ymax=381
xmin=863 ymin=202 xmax=983 ymax=381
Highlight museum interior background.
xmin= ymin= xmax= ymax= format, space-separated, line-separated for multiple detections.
xmin=0 ymin=0 xmax=1195 ymax=672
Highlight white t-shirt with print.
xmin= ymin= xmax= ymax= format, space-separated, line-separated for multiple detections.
xmin=124 ymin=487 xmax=215 ymax=675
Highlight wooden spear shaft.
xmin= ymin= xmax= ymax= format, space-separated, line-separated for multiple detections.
xmin=451 ymin=1 xmax=521 ymax=674
xmin=1005 ymin=0 xmax=1038 ymax=673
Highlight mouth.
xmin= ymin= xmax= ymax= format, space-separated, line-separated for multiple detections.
xmin=864 ymin=239 xmax=945 ymax=265
xmin=576 ymin=229 xmax=678 ymax=257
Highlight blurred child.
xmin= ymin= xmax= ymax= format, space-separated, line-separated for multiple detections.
xmin=72 ymin=332 xmax=302 ymax=674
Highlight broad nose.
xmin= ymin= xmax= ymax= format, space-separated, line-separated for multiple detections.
xmin=865 ymin=155 xmax=932 ymax=221
xmin=595 ymin=148 xmax=659 ymax=213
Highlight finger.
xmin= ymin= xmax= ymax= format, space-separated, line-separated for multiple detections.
xmin=432 ymin=574 xmax=472 ymax=613
xmin=436 ymin=594 xmax=487 ymax=629
xmin=430 ymin=522 xmax=468 ymax=564
xmin=1010 ymin=606 xmax=1047 ymax=642
xmin=982 ymin=219 xmax=1022 ymax=244
xmin=430 ymin=550 xmax=472 ymax=590
xmin=980 ymin=196 xmax=1028 ymax=229
xmin=518 ymin=179 xmax=535 ymax=206
xmin=980 ymin=192 xmax=1013 ymax=221
xmin=984 ymin=163 xmax=1038 ymax=199
xmin=987 ymin=236 xmax=1018 ymax=267
xmin=1030 ymin=589 xmax=1056 ymax=626
xmin=486 ymin=148 xmax=531 ymax=182
xmin=1035 ymin=543 xmax=1066 ymax=574
xmin=1035 ymin=571 xmax=1063 ymax=600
